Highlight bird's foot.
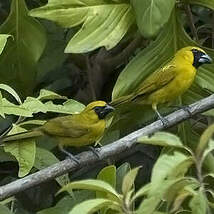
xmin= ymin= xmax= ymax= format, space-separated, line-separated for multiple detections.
xmin=159 ymin=116 xmax=170 ymax=128
xmin=59 ymin=146 xmax=80 ymax=165
xmin=65 ymin=153 xmax=80 ymax=165
xmin=88 ymin=146 xmax=101 ymax=159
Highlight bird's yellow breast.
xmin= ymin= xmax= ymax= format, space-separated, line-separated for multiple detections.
xmin=148 ymin=63 xmax=196 ymax=105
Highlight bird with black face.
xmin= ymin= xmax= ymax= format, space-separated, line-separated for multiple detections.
xmin=1 ymin=101 xmax=114 ymax=163
xmin=111 ymin=46 xmax=212 ymax=125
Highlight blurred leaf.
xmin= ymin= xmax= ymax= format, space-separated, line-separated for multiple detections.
xmin=34 ymin=147 xmax=70 ymax=187
xmin=122 ymin=167 xmax=140 ymax=195
xmin=0 ymin=0 xmax=46 ymax=97
xmin=69 ymin=198 xmax=117 ymax=214
xmin=0 ymin=205 xmax=13 ymax=214
xmin=116 ymin=162 xmax=131 ymax=193
xmin=4 ymin=125 xmax=36 ymax=177
xmin=0 ymin=34 xmax=11 ymax=56
xmin=131 ymin=0 xmax=176 ymax=38
xmin=132 ymin=183 xmax=151 ymax=202
xmin=196 ymin=124 xmax=214 ymax=160
xmin=37 ymin=89 xmax=67 ymax=101
xmin=138 ymin=132 xmax=184 ymax=148
xmin=0 ymin=197 xmax=15 ymax=205
xmin=201 ymin=140 xmax=214 ymax=164
xmin=189 ymin=190 xmax=207 ymax=214
xmin=189 ymin=0 xmax=214 ymax=10
xmin=0 ymin=83 xmax=22 ymax=104
xmin=30 ymin=0 xmax=134 ymax=53
xmin=58 ymin=179 xmax=120 ymax=202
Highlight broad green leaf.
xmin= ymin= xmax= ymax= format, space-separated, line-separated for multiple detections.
xmin=137 ymin=196 xmax=161 ymax=214
xmin=132 ymin=183 xmax=151 ymax=202
xmin=34 ymin=147 xmax=70 ymax=187
xmin=97 ymin=165 xmax=116 ymax=189
xmin=116 ymin=162 xmax=131 ymax=193
xmin=96 ymin=165 xmax=116 ymax=214
xmin=30 ymin=0 xmax=134 ymax=53
xmin=69 ymin=198 xmax=117 ymax=214
xmin=58 ymin=179 xmax=121 ymax=202
xmin=0 ymin=34 xmax=11 ymax=56
xmin=0 ymin=0 xmax=46 ymax=97
xmin=138 ymin=132 xmax=183 ymax=148
xmin=37 ymin=89 xmax=67 ymax=101
xmin=150 ymin=152 xmax=191 ymax=195
xmin=0 ymin=205 xmax=13 ymax=214
xmin=4 ymin=125 xmax=36 ymax=177
xmin=0 ymin=98 xmax=32 ymax=118
xmin=122 ymin=167 xmax=140 ymax=195
xmin=131 ymin=0 xmax=176 ymax=38
xmin=0 ymin=84 xmax=22 ymax=104
xmin=196 ymin=124 xmax=214 ymax=160
xmin=189 ymin=191 xmax=207 ymax=214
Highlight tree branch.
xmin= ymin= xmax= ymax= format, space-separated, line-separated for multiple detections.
xmin=0 ymin=94 xmax=214 ymax=200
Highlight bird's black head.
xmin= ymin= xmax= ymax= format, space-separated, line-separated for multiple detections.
xmin=191 ymin=48 xmax=212 ymax=68
xmin=93 ymin=104 xmax=115 ymax=119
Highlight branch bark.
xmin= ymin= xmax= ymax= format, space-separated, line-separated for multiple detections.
xmin=0 ymin=94 xmax=214 ymax=200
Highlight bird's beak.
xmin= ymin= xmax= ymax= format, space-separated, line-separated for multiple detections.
xmin=199 ymin=53 xmax=212 ymax=64
xmin=104 ymin=104 xmax=115 ymax=114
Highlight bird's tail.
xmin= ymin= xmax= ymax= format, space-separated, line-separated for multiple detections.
xmin=1 ymin=129 xmax=43 ymax=144
xmin=110 ymin=94 xmax=134 ymax=107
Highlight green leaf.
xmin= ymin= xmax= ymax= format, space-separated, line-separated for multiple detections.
xmin=44 ymin=99 xmax=85 ymax=114
xmin=189 ymin=191 xmax=207 ymax=214
xmin=0 ymin=84 xmax=22 ymax=104
xmin=150 ymin=151 xmax=192 ymax=195
xmin=116 ymin=162 xmax=131 ymax=193
xmin=0 ymin=34 xmax=11 ymax=56
xmin=37 ymin=89 xmax=67 ymax=101
xmin=196 ymin=124 xmax=214 ymax=160
xmin=132 ymin=183 xmax=151 ymax=202
xmin=138 ymin=132 xmax=184 ymax=148
xmin=0 ymin=0 xmax=46 ymax=97
xmin=58 ymin=179 xmax=121 ymax=202
xmin=69 ymin=198 xmax=117 ymax=214
xmin=30 ymin=0 xmax=134 ymax=53
xmin=137 ymin=196 xmax=161 ymax=214
xmin=201 ymin=140 xmax=214 ymax=164
xmin=131 ymin=0 xmax=176 ymax=38
xmin=34 ymin=147 xmax=70 ymax=187
xmin=122 ymin=167 xmax=140 ymax=195
xmin=4 ymin=125 xmax=36 ymax=177
xmin=188 ymin=0 xmax=214 ymax=10
xmin=0 ymin=205 xmax=13 ymax=214
xmin=97 ymin=165 xmax=116 ymax=189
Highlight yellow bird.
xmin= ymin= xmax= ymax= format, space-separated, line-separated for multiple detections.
xmin=111 ymin=46 xmax=212 ymax=124
xmin=2 ymin=101 xmax=114 ymax=163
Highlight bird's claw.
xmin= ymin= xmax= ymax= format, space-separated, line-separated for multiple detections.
xmin=160 ymin=117 xmax=170 ymax=128
xmin=66 ymin=154 xmax=80 ymax=165
xmin=89 ymin=146 xmax=101 ymax=159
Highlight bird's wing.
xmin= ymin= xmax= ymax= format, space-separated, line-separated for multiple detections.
xmin=133 ymin=64 xmax=176 ymax=98
xmin=42 ymin=115 xmax=89 ymax=138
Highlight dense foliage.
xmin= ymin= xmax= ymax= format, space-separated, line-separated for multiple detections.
xmin=0 ymin=0 xmax=214 ymax=213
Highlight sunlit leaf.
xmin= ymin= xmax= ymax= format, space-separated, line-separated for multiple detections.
xmin=69 ymin=198 xmax=118 ymax=214
xmin=189 ymin=190 xmax=207 ymax=214
xmin=4 ymin=125 xmax=36 ymax=177
xmin=0 ymin=34 xmax=11 ymax=56
xmin=37 ymin=89 xmax=67 ymax=101
xmin=131 ymin=0 xmax=176 ymax=37
xmin=30 ymin=0 xmax=134 ymax=53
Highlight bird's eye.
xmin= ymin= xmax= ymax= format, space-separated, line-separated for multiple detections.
xmin=191 ymin=48 xmax=198 ymax=53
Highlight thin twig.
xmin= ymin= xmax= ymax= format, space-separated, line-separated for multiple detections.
xmin=184 ymin=4 xmax=199 ymax=43
xmin=0 ymin=94 xmax=214 ymax=200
